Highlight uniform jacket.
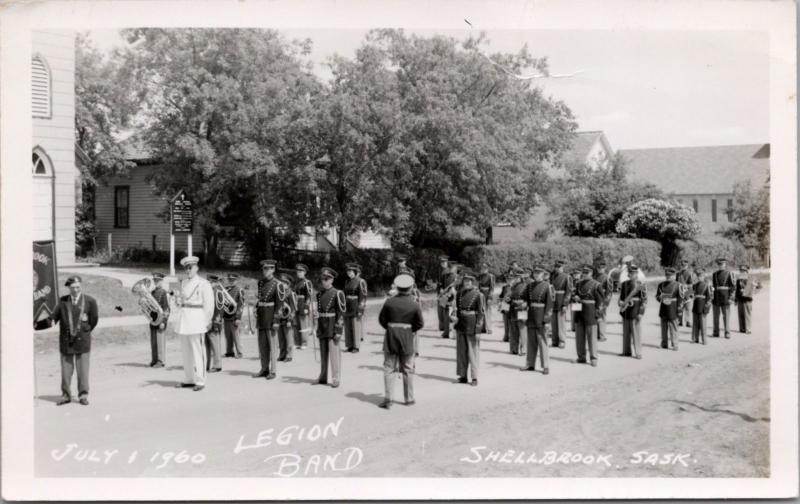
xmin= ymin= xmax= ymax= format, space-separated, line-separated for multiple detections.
xmin=524 ymin=280 xmax=554 ymax=327
xmin=256 ymin=277 xmax=284 ymax=329
xmin=438 ymin=270 xmax=457 ymax=294
xmin=151 ymin=286 xmax=171 ymax=324
xmin=477 ymin=272 xmax=496 ymax=305
xmin=293 ymin=278 xmax=314 ymax=315
xmin=52 ymin=294 xmax=99 ymax=354
xmin=712 ymin=268 xmax=735 ymax=306
xmin=316 ymin=286 xmax=345 ymax=339
xmin=572 ymin=278 xmax=604 ymax=325
xmin=677 ymin=268 xmax=696 ymax=287
xmin=344 ymin=276 xmax=368 ymax=317
xmin=223 ymin=284 xmax=245 ymax=321
xmin=691 ymin=280 xmax=712 ymax=315
xmin=176 ymin=276 xmax=215 ymax=335
xmin=455 ymin=286 xmax=485 ymax=336
xmin=549 ymin=271 xmax=573 ymax=311
xmin=656 ymin=280 xmax=683 ymax=320
xmin=379 ymin=292 xmax=424 ymax=356
xmin=735 ymin=276 xmax=760 ymax=302
xmin=208 ymin=292 xmax=223 ymax=333
xmin=509 ymin=280 xmax=528 ymax=321
xmin=619 ymin=279 xmax=647 ymax=320
xmin=595 ymin=271 xmax=611 ymax=303
xmin=499 ymin=283 xmax=513 ymax=312
xmin=277 ymin=282 xmax=297 ymax=326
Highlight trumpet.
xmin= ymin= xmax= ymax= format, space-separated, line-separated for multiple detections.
xmin=211 ymin=279 xmax=238 ymax=315
xmin=132 ymin=277 xmax=165 ymax=327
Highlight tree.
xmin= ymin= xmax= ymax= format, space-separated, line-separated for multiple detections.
xmin=722 ymin=178 xmax=770 ymax=258
xmin=118 ymin=28 xmax=324 ymax=263
xmin=615 ymin=198 xmax=701 ymax=241
xmin=548 ymin=153 xmax=664 ymax=237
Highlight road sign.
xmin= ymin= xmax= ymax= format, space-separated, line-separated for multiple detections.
xmin=171 ymin=191 xmax=193 ymax=234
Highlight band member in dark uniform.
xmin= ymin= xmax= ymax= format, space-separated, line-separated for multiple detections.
xmin=594 ymin=260 xmax=610 ymax=342
xmin=378 ymin=272 xmax=425 ymax=409
xmin=676 ymin=259 xmax=696 ymax=327
xmin=293 ymin=263 xmax=314 ymax=350
xmin=223 ymin=273 xmax=245 ymax=358
xmin=735 ymin=264 xmax=761 ymax=334
xmin=618 ymin=264 xmax=647 ymax=358
xmin=569 ymin=268 xmax=583 ymax=332
xmin=149 ymin=272 xmax=170 ymax=367
xmin=499 ymin=268 xmax=516 ymax=343
xmin=712 ymin=257 xmax=736 ymax=338
xmin=254 ymin=259 xmax=283 ymax=380
xmin=691 ymin=267 xmax=713 ymax=344
xmin=509 ymin=268 xmax=528 ymax=355
xmin=343 ymin=263 xmax=367 ymax=353
xmin=572 ymin=265 xmax=604 ymax=366
xmin=454 ymin=273 xmax=485 ymax=386
xmin=205 ymin=274 xmax=224 ymax=373
xmin=521 ymin=265 xmax=553 ymax=374
xmin=549 ymin=260 xmax=572 ymax=348
xmin=477 ymin=262 xmax=495 ymax=334
xmin=437 ymin=256 xmax=457 ymax=338
xmin=50 ymin=276 xmax=99 ymax=405
xmin=315 ymin=267 xmax=346 ymax=388
xmin=277 ymin=273 xmax=297 ymax=362
xmin=656 ymin=267 xmax=684 ymax=350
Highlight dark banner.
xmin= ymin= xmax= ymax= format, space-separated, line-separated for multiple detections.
xmin=33 ymin=240 xmax=59 ymax=330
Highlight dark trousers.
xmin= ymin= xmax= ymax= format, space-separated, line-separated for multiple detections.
xmin=257 ymin=327 xmax=278 ymax=375
xmin=205 ymin=330 xmax=222 ymax=370
xmin=456 ymin=331 xmax=479 ymax=381
xmin=318 ymin=337 xmax=341 ymax=384
xmin=438 ymin=304 xmax=451 ymax=337
xmin=60 ymin=352 xmax=90 ymax=399
xmin=293 ymin=311 xmax=313 ymax=347
xmin=383 ymin=352 xmax=415 ymax=402
xmin=551 ymin=309 xmax=567 ymax=346
xmin=526 ymin=324 xmax=549 ymax=370
xmin=737 ymin=300 xmax=752 ymax=333
xmin=277 ymin=322 xmax=294 ymax=359
xmin=575 ymin=320 xmax=597 ymax=362
xmin=622 ymin=318 xmax=642 ymax=357
xmin=661 ymin=318 xmax=679 ymax=349
xmin=502 ymin=311 xmax=510 ymax=342
xmin=344 ymin=315 xmax=363 ymax=350
xmin=224 ymin=319 xmax=243 ymax=356
xmin=712 ymin=303 xmax=731 ymax=337
xmin=149 ymin=325 xmax=166 ymax=365
xmin=509 ymin=318 xmax=527 ymax=355
xmin=692 ymin=312 xmax=707 ymax=344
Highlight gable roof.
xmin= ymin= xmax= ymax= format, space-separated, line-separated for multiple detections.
xmin=620 ymin=143 xmax=770 ymax=195
xmin=561 ymin=131 xmax=613 ymax=167
xmin=119 ymin=134 xmax=157 ymax=163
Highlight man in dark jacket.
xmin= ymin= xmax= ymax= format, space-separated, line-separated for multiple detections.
xmin=223 ymin=273 xmax=245 ymax=358
xmin=50 ymin=276 xmax=99 ymax=406
xmin=378 ymin=272 xmax=425 ymax=409
xmin=477 ymin=262 xmax=495 ymax=334
xmin=691 ymin=267 xmax=713 ymax=344
xmin=521 ymin=265 xmax=553 ymax=374
xmin=549 ymin=260 xmax=572 ymax=348
xmin=676 ymin=259 xmax=696 ymax=327
xmin=572 ymin=265 xmax=604 ymax=367
xmin=149 ymin=272 xmax=170 ymax=367
xmin=735 ymin=264 xmax=761 ymax=334
xmin=712 ymin=257 xmax=735 ymax=338
xmin=618 ymin=264 xmax=647 ymax=358
xmin=315 ymin=267 xmax=346 ymax=388
xmin=454 ymin=273 xmax=485 ymax=386
xmin=594 ymin=260 xmax=611 ymax=342
xmin=657 ymin=267 xmax=684 ymax=350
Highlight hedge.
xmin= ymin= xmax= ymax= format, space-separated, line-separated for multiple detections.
xmin=462 ymin=238 xmax=662 ymax=276
xmin=664 ymin=237 xmax=747 ymax=269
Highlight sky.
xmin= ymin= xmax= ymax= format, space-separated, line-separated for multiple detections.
xmin=88 ymin=28 xmax=769 ymax=150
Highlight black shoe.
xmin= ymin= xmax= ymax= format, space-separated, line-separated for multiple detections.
xmin=176 ymin=382 xmax=195 ymax=388
xmin=542 ymin=368 xmax=550 ymax=375
xmin=352 ymin=348 xmax=360 ymax=353
xmin=277 ymin=356 xmax=285 ymax=362
xmin=223 ymin=353 xmax=234 ymax=358
xmin=470 ymin=379 xmax=478 ymax=387
xmin=379 ymin=400 xmax=392 ymax=409
xmin=457 ymin=377 xmax=468 ymax=384
xmin=208 ymin=368 xmax=222 ymax=373
xmin=619 ymin=353 xmax=632 ymax=357
xmin=314 ymin=380 xmax=328 ymax=385
xmin=193 ymin=385 xmax=205 ymax=391
xmin=266 ymin=373 xmax=277 ymax=380
xmin=79 ymin=397 xmax=89 ymax=406
xmin=153 ymin=362 xmax=165 ymax=368
xmin=520 ymin=366 xmax=536 ymax=372
xmin=575 ymin=359 xmax=587 ymax=364
xmin=405 ymin=400 xmax=416 ymax=406
xmin=415 ymin=352 xmax=420 ymax=357
xmin=56 ymin=397 xmax=71 ymax=406
xmin=148 ymin=361 xmax=156 ymax=367
xmin=284 ymin=357 xmax=293 ymax=363
xmin=252 ymin=372 xmax=267 ymax=378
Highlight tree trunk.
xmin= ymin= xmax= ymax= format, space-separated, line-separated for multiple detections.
xmin=203 ymin=230 xmax=220 ymax=268
xmin=485 ymin=225 xmax=493 ymax=245
xmin=263 ymin=226 xmax=274 ymax=260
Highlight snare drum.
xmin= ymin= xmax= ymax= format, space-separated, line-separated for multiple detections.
xmin=570 ymin=302 xmax=582 ymax=312
xmin=516 ymin=309 xmax=529 ymax=321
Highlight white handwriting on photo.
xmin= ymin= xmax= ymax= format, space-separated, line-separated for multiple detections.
xmin=461 ymin=447 xmax=696 ymax=468
xmin=50 ymin=444 xmax=206 ymax=470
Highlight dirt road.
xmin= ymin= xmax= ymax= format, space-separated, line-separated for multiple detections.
xmin=35 ymin=283 xmax=769 ymax=478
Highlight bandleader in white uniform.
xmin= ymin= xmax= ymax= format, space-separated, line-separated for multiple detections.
xmin=174 ymin=256 xmax=215 ymax=391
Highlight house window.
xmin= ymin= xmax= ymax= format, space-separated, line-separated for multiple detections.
xmin=692 ymin=199 xmax=698 ymax=213
xmin=32 ymin=151 xmax=50 ymax=175
xmin=727 ymin=199 xmax=733 ymax=222
xmin=31 ymin=55 xmax=52 ymax=118
xmin=114 ymin=186 xmax=130 ymax=228
xmin=711 ymin=199 xmax=717 ymax=222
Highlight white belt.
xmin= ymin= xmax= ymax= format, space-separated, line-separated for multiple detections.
xmin=183 ymin=304 xmax=203 ymax=309
xmin=555 ymin=290 xmax=565 ymax=294
xmin=257 ymin=302 xmax=275 ymax=307
xmin=694 ymin=295 xmax=705 ymax=299
xmin=388 ymin=323 xmax=412 ymax=328
xmin=581 ymin=300 xmax=595 ymax=304
xmin=716 ymin=287 xmax=730 ymax=290
xmin=460 ymin=310 xmax=477 ymax=315
xmin=531 ymin=303 xmax=545 ymax=308
xmin=296 ymin=295 xmax=306 ymax=299
xmin=318 ymin=313 xmax=336 ymax=318
xmin=346 ymin=295 xmax=359 ymax=299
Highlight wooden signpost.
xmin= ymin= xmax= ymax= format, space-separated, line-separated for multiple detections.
xmin=169 ymin=190 xmax=194 ymax=276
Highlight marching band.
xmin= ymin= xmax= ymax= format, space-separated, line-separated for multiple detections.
xmin=114 ymin=253 xmax=763 ymax=407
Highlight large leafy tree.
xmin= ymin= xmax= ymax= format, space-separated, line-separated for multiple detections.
xmin=722 ymin=178 xmax=770 ymax=257
xmin=548 ymin=153 xmax=665 ymax=237
xmin=118 ymin=28 xmax=324 ymax=263
xmin=615 ymin=198 xmax=701 ymax=241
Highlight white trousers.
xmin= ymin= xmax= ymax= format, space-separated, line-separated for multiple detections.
xmin=181 ymin=333 xmax=207 ymax=386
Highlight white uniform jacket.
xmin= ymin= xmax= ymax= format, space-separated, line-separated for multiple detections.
xmin=175 ymin=276 xmax=215 ymax=335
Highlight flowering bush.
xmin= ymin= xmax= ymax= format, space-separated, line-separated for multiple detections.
xmin=616 ymin=199 xmax=701 ymax=241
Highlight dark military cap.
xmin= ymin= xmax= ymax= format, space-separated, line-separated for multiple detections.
xmin=279 ymin=273 xmax=293 ymax=283
xmin=581 ymin=264 xmax=594 ymax=274
xmin=439 ymin=255 xmax=449 ymax=262
xmin=295 ymin=263 xmax=308 ymax=272
xmin=227 ymin=272 xmax=240 ymax=280
xmin=260 ymin=259 xmax=277 ymax=269
xmin=345 ymin=262 xmax=360 ymax=272
xmin=320 ymin=267 xmax=337 ymax=279
xmin=152 ymin=272 xmax=166 ymax=280
xmin=716 ymin=257 xmax=728 ymax=265
xmin=664 ymin=267 xmax=676 ymax=275
xmin=462 ymin=273 xmax=476 ymax=282
xmin=595 ymin=259 xmax=606 ymax=268
xmin=554 ymin=259 xmax=566 ymax=268
xmin=207 ymin=274 xmax=220 ymax=282
xmin=522 ymin=267 xmax=533 ymax=275
xmin=532 ymin=264 xmax=546 ymax=273
xmin=64 ymin=275 xmax=82 ymax=287
xmin=628 ymin=264 xmax=640 ymax=273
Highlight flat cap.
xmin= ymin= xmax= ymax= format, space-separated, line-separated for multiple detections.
xmin=64 ymin=275 xmax=82 ymax=287
xmin=320 ymin=267 xmax=337 ymax=279
xmin=345 ymin=262 xmax=361 ymax=273
xmin=260 ymin=259 xmax=277 ymax=268
xmin=522 ymin=267 xmax=533 ymax=274
xmin=462 ymin=273 xmax=476 ymax=282
xmin=180 ymin=256 xmax=199 ymax=267
xmin=532 ymin=264 xmax=546 ymax=273
xmin=581 ymin=264 xmax=594 ymax=274
xmin=394 ymin=273 xmax=415 ymax=290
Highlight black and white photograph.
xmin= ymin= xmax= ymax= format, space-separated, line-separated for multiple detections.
xmin=1 ymin=0 xmax=797 ymax=500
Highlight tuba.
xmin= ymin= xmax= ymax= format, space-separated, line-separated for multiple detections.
xmin=211 ymin=279 xmax=238 ymax=315
xmin=132 ymin=278 xmax=165 ymax=327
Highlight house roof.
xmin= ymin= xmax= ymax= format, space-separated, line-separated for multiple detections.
xmin=561 ymin=131 xmax=613 ymax=167
xmin=619 ymin=143 xmax=770 ymax=195
xmin=120 ymin=134 xmax=157 ymax=162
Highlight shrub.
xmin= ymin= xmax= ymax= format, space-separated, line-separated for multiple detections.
xmin=663 ymin=237 xmax=747 ymax=269
xmin=462 ymin=237 xmax=662 ymax=277
xmin=616 ymin=198 xmax=701 ymax=241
